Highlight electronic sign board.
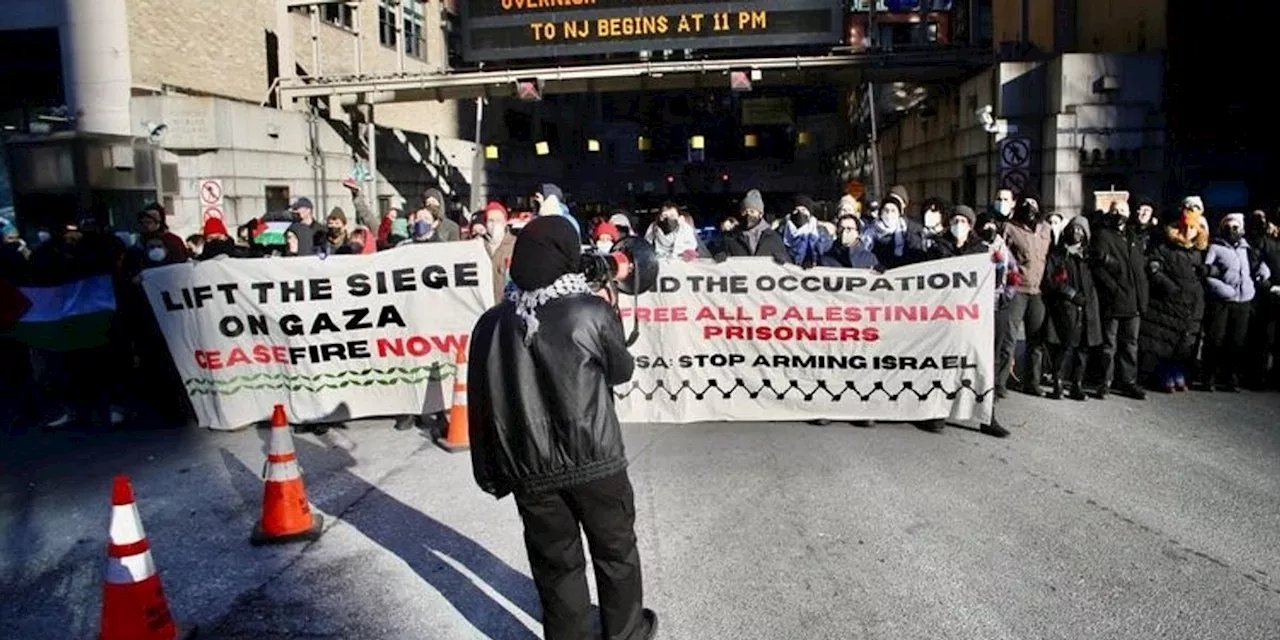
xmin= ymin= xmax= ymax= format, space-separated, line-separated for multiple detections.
xmin=460 ymin=0 xmax=846 ymax=63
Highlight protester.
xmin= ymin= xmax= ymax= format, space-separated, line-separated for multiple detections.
xmin=1000 ymin=192 xmax=1053 ymax=396
xmin=925 ymin=205 xmax=985 ymax=259
xmin=1042 ymin=215 xmax=1101 ymax=400
xmin=608 ymin=211 xmax=634 ymax=239
xmin=1141 ymin=207 xmax=1208 ymax=393
xmin=422 ymin=188 xmax=461 ymax=242
xmin=472 ymin=201 xmax=516 ymax=303
xmin=1245 ymin=209 xmax=1280 ymax=388
xmin=1201 ymin=212 xmax=1271 ymax=391
xmin=645 ymin=202 xmax=700 ymax=261
xmin=1090 ymin=200 xmax=1150 ymax=400
xmin=867 ymin=187 xmax=927 ymax=269
xmin=716 ymin=189 xmax=789 ymax=264
xmin=290 ymin=197 xmax=326 ymax=249
xmin=185 ymin=234 xmax=205 ymax=259
xmin=198 ymin=217 xmax=246 ymax=260
xmin=593 ymin=220 xmax=621 ymax=254
xmin=1047 ymin=211 xmax=1065 ymax=247
xmin=284 ymin=223 xmax=315 ymax=257
xmin=137 ymin=204 xmax=189 ymax=265
xmin=468 ymin=215 xmax=658 ymax=640
xmin=320 ymin=208 xmax=354 ymax=255
xmin=534 ymin=183 xmax=582 ymax=239
xmin=781 ymin=195 xmax=833 ymax=268
xmin=822 ymin=214 xmax=879 ymax=268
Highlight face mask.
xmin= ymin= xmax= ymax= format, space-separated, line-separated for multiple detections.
xmin=1225 ymin=227 xmax=1244 ymax=243
xmin=925 ymin=211 xmax=942 ymax=229
xmin=147 ymin=247 xmax=167 ymax=263
xmin=658 ymin=218 xmax=679 ymax=234
xmin=36 ymin=231 xmax=51 ymax=244
xmin=486 ymin=221 xmax=505 ymax=240
xmin=1050 ymin=219 xmax=1066 ymax=235
xmin=327 ymin=227 xmax=343 ymax=239
xmin=1063 ymin=227 xmax=1084 ymax=246
xmin=413 ymin=220 xmax=433 ymax=238
xmin=980 ymin=226 xmax=998 ymax=243
xmin=839 ymin=229 xmax=859 ymax=246
xmin=616 ymin=225 xmax=630 ymax=237
xmin=1019 ymin=202 xmax=1040 ymax=221
xmin=790 ymin=211 xmax=810 ymax=227
xmin=950 ymin=222 xmax=970 ymax=241
xmin=881 ymin=210 xmax=901 ymax=228
xmin=994 ymin=201 xmax=1012 ymax=217
xmin=115 ymin=231 xmax=138 ymax=248
xmin=190 ymin=245 xmax=203 ymax=257
xmin=596 ymin=240 xmax=614 ymax=254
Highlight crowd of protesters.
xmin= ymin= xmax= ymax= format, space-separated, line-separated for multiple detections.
xmin=2 ymin=176 xmax=1278 ymax=435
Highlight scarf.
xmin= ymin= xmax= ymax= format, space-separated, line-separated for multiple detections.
xmin=645 ymin=221 xmax=699 ymax=258
xmin=873 ymin=217 xmax=907 ymax=257
xmin=504 ymin=272 xmax=593 ymax=344
xmin=783 ymin=217 xmax=823 ymax=265
xmin=743 ymin=219 xmax=769 ymax=254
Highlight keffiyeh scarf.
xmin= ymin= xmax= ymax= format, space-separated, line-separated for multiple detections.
xmin=504 ymin=272 xmax=593 ymax=344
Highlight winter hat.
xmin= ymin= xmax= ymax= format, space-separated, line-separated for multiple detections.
xmin=203 ymin=217 xmax=229 ymax=238
xmin=1019 ymin=189 xmax=1041 ymax=204
xmin=838 ymin=194 xmax=858 ymax=212
xmin=290 ymin=197 xmax=314 ymax=211
xmin=794 ymin=195 xmax=818 ymax=214
xmin=327 ymin=207 xmax=347 ymax=225
xmin=484 ymin=201 xmax=509 ymax=218
xmin=509 ymin=215 xmax=582 ymax=291
xmin=422 ymin=188 xmax=445 ymax=208
xmin=1067 ymin=214 xmax=1091 ymax=241
xmin=741 ymin=189 xmax=765 ymax=212
xmin=608 ymin=212 xmax=633 ymax=230
xmin=538 ymin=195 xmax=563 ymax=217
xmin=1179 ymin=208 xmax=1203 ymax=231
xmin=593 ymin=221 xmax=620 ymax=241
xmin=1220 ymin=212 xmax=1245 ymax=230
xmin=539 ymin=183 xmax=564 ymax=202
xmin=887 ymin=184 xmax=910 ymax=211
xmin=949 ymin=204 xmax=977 ymax=226
xmin=1181 ymin=196 xmax=1204 ymax=212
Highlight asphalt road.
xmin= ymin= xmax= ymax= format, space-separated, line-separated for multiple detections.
xmin=2 ymin=389 xmax=1279 ymax=640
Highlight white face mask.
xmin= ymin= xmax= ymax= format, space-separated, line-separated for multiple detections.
xmin=994 ymin=201 xmax=1013 ymax=217
xmin=1050 ymin=219 xmax=1066 ymax=235
xmin=486 ymin=221 xmax=505 ymax=241
xmin=839 ymin=229 xmax=859 ymax=246
xmin=951 ymin=221 xmax=970 ymax=241
xmin=881 ymin=210 xmax=901 ymax=228
xmin=924 ymin=211 xmax=942 ymax=229
xmin=36 ymin=231 xmax=51 ymax=243
xmin=596 ymin=240 xmax=614 ymax=254
xmin=147 ymin=247 xmax=167 ymax=262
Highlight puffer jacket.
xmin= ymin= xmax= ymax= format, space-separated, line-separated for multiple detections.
xmin=468 ymin=294 xmax=635 ymax=499
xmin=1140 ymin=228 xmax=1206 ymax=360
xmin=1205 ymin=238 xmax=1270 ymax=303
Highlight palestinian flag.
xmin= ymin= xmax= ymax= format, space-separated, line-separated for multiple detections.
xmin=254 ymin=221 xmax=291 ymax=247
xmin=3 ymin=274 xmax=116 ymax=352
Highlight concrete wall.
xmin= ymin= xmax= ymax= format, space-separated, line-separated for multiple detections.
xmin=878 ymin=53 xmax=1166 ymax=218
xmin=131 ymin=95 xmax=476 ymax=237
xmin=127 ymin=0 xmax=460 ymax=138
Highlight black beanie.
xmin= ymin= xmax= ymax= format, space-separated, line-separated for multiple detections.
xmin=509 ymin=215 xmax=581 ymax=291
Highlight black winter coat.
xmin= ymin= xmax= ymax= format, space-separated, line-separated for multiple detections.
xmin=869 ymin=220 xmax=929 ymax=269
xmin=1042 ymin=247 xmax=1102 ymax=348
xmin=1090 ymin=224 xmax=1149 ymax=318
xmin=925 ymin=233 xmax=988 ymax=260
xmin=468 ymin=294 xmax=635 ymax=499
xmin=719 ymin=224 xmax=790 ymax=264
xmin=1140 ymin=233 xmax=1207 ymax=360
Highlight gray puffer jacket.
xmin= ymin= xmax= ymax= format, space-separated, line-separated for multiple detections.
xmin=1204 ymin=238 xmax=1271 ymax=303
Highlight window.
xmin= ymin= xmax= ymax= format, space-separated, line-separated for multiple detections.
xmin=379 ymin=0 xmax=426 ymax=58
xmin=290 ymin=4 xmax=354 ymax=31
xmin=265 ymin=186 xmax=291 ymax=214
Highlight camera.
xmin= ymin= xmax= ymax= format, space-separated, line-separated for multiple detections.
xmin=580 ymin=235 xmax=660 ymax=346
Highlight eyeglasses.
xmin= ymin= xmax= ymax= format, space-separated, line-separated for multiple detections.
xmin=839 ymin=226 xmax=859 ymax=233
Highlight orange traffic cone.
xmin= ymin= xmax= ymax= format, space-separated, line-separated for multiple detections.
xmin=100 ymin=475 xmax=195 ymax=640
xmin=250 ymin=404 xmax=324 ymax=546
xmin=435 ymin=347 xmax=470 ymax=453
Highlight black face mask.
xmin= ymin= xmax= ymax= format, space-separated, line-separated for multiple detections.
xmin=1062 ymin=227 xmax=1084 ymax=246
xmin=980 ymin=227 xmax=998 ymax=243
xmin=327 ymin=227 xmax=343 ymax=240
xmin=1226 ymin=228 xmax=1244 ymax=243
xmin=790 ymin=211 xmax=810 ymax=227
xmin=616 ymin=225 xmax=630 ymax=237
xmin=657 ymin=218 xmax=679 ymax=234
xmin=744 ymin=213 xmax=763 ymax=229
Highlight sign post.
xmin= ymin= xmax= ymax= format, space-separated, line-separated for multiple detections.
xmin=199 ymin=179 xmax=224 ymax=221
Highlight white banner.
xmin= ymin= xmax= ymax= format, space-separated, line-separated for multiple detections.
xmin=141 ymin=243 xmax=494 ymax=430
xmin=613 ymin=255 xmax=996 ymax=425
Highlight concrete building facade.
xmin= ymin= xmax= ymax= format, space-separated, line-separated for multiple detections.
xmin=0 ymin=0 xmax=478 ymax=235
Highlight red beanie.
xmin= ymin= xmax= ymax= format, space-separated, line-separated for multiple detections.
xmin=484 ymin=201 xmax=509 ymax=218
xmin=593 ymin=221 xmax=620 ymax=241
xmin=203 ymin=217 xmax=229 ymax=238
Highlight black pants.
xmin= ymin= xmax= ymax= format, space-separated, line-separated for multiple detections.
xmin=59 ymin=346 xmax=113 ymax=424
xmin=1100 ymin=316 xmax=1141 ymax=388
xmin=1204 ymin=300 xmax=1253 ymax=383
xmin=516 ymin=471 xmax=645 ymax=640
xmin=995 ymin=292 xmax=1046 ymax=390
xmin=1050 ymin=342 xmax=1088 ymax=388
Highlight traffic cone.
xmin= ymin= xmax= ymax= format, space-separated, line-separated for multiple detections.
xmin=100 ymin=475 xmax=195 ymax=640
xmin=435 ymin=347 xmax=470 ymax=453
xmin=250 ymin=404 xmax=324 ymax=546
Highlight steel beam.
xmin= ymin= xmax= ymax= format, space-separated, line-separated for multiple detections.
xmin=278 ymin=48 xmax=993 ymax=104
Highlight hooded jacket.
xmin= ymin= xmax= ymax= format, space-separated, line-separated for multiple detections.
xmin=1042 ymin=217 xmax=1102 ymax=348
xmin=1205 ymin=237 xmax=1270 ymax=303
xmin=1090 ymin=219 xmax=1149 ymax=318
xmin=1141 ymin=224 xmax=1208 ymax=360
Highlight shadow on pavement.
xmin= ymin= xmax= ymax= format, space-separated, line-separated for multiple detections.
xmin=214 ymin=431 xmax=542 ymax=640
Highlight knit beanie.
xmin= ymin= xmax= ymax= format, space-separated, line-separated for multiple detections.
xmin=509 ymin=216 xmax=582 ymax=291
xmin=742 ymin=189 xmax=765 ymax=212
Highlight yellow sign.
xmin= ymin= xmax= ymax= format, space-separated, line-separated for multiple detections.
xmin=1093 ymin=190 xmax=1130 ymax=213
xmin=587 ymin=139 xmax=601 ymax=152
xmin=535 ymin=141 xmax=550 ymax=156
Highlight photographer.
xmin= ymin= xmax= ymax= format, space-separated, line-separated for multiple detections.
xmin=468 ymin=216 xmax=658 ymax=640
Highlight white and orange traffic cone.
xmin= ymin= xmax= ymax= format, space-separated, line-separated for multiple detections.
xmin=250 ymin=404 xmax=324 ymax=546
xmin=100 ymin=475 xmax=195 ymax=640
xmin=435 ymin=347 xmax=470 ymax=453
